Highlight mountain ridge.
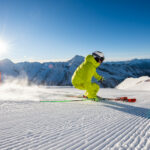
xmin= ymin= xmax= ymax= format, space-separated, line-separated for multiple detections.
xmin=0 ymin=56 xmax=150 ymax=87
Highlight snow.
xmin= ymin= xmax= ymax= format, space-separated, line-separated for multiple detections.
xmin=0 ymin=79 xmax=150 ymax=149
xmin=116 ymin=76 xmax=150 ymax=91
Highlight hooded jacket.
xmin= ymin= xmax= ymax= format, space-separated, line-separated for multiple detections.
xmin=72 ymin=55 xmax=102 ymax=85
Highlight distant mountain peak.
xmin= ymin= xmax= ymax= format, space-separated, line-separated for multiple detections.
xmin=72 ymin=55 xmax=84 ymax=59
xmin=68 ymin=55 xmax=84 ymax=64
xmin=0 ymin=58 xmax=14 ymax=65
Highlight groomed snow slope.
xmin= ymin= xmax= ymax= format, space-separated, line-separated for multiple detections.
xmin=0 ymin=84 xmax=150 ymax=149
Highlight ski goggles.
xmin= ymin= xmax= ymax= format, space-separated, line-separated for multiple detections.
xmin=93 ymin=53 xmax=105 ymax=63
xmin=100 ymin=57 xmax=104 ymax=63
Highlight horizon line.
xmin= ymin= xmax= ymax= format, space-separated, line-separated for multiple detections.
xmin=0 ymin=56 xmax=150 ymax=64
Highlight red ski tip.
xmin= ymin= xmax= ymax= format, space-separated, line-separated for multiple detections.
xmin=128 ymin=98 xmax=136 ymax=102
xmin=115 ymin=97 xmax=136 ymax=102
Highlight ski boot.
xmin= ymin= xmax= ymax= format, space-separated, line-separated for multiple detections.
xmin=92 ymin=96 xmax=103 ymax=102
xmin=83 ymin=95 xmax=103 ymax=102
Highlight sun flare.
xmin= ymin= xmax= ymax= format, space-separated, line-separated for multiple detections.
xmin=0 ymin=39 xmax=9 ymax=55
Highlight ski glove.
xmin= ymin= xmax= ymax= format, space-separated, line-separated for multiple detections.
xmin=99 ymin=76 xmax=104 ymax=82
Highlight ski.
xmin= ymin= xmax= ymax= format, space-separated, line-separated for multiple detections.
xmin=40 ymin=95 xmax=136 ymax=103
xmin=102 ymin=97 xmax=136 ymax=103
xmin=66 ymin=95 xmax=136 ymax=103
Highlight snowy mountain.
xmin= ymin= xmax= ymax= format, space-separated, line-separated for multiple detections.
xmin=0 ymin=56 xmax=150 ymax=87
xmin=116 ymin=76 xmax=150 ymax=91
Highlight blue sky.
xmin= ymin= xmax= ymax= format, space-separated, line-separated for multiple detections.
xmin=0 ymin=0 xmax=150 ymax=62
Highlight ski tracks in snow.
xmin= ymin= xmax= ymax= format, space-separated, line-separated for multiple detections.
xmin=0 ymin=99 xmax=150 ymax=150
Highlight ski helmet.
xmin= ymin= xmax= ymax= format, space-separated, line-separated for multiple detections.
xmin=92 ymin=51 xmax=105 ymax=62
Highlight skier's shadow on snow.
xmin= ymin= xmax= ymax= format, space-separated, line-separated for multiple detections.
xmin=101 ymin=100 xmax=150 ymax=119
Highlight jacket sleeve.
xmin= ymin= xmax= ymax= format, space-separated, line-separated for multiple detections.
xmin=93 ymin=72 xmax=102 ymax=81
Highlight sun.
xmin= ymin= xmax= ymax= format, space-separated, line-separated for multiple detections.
xmin=0 ymin=39 xmax=9 ymax=55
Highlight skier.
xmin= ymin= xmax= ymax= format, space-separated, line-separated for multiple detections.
xmin=71 ymin=51 xmax=105 ymax=101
